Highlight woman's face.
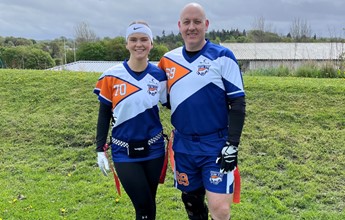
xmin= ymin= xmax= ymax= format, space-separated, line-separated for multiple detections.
xmin=126 ymin=33 xmax=153 ymax=60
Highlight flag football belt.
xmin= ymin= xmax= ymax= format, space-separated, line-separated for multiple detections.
xmin=175 ymin=128 xmax=228 ymax=141
xmin=111 ymin=131 xmax=163 ymax=148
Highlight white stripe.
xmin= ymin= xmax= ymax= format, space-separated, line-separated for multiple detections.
xmin=173 ymin=166 xmax=178 ymax=189
xmin=227 ymin=90 xmax=243 ymax=96
xmin=226 ymin=170 xmax=235 ymax=194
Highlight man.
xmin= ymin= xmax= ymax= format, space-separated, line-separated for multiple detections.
xmin=158 ymin=3 xmax=246 ymax=220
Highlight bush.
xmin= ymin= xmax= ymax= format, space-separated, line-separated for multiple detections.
xmin=294 ymin=62 xmax=344 ymax=78
xmin=1 ymin=46 xmax=55 ymax=69
xmin=274 ymin=65 xmax=290 ymax=76
xmin=246 ymin=65 xmax=290 ymax=77
xmin=294 ymin=62 xmax=320 ymax=78
xmin=337 ymin=69 xmax=345 ymax=78
xmin=319 ymin=63 xmax=338 ymax=78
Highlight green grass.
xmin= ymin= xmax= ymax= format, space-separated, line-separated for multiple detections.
xmin=245 ymin=63 xmax=345 ymax=78
xmin=0 ymin=69 xmax=344 ymax=219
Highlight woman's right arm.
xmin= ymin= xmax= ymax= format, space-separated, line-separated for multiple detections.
xmin=95 ymin=102 xmax=112 ymax=152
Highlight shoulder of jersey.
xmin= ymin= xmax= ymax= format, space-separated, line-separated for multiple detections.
xmin=148 ymin=63 xmax=167 ymax=81
xmin=101 ymin=63 xmax=125 ymax=77
xmin=164 ymin=46 xmax=183 ymax=56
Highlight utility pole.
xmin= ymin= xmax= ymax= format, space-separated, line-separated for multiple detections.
xmin=63 ymin=38 xmax=67 ymax=65
xmin=73 ymin=40 xmax=76 ymax=62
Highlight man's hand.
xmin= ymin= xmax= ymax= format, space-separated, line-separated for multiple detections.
xmin=216 ymin=142 xmax=238 ymax=174
xmin=97 ymin=152 xmax=110 ymax=176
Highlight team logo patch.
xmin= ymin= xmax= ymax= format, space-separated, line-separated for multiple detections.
xmin=197 ymin=59 xmax=210 ymax=76
xmin=209 ymin=171 xmax=223 ymax=185
xmin=147 ymin=78 xmax=158 ymax=96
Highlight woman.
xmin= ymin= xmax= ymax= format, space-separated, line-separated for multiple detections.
xmin=93 ymin=21 xmax=167 ymax=220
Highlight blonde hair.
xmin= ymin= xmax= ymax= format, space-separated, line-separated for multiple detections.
xmin=129 ymin=20 xmax=150 ymax=27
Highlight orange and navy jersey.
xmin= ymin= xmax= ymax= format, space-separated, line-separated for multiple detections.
xmin=158 ymin=40 xmax=245 ymax=138
xmin=94 ymin=61 xmax=167 ymax=147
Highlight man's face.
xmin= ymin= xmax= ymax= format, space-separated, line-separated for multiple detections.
xmin=178 ymin=6 xmax=209 ymax=51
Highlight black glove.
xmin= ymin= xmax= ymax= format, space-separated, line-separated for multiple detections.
xmin=216 ymin=141 xmax=238 ymax=173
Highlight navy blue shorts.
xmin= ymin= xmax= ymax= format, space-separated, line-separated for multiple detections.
xmin=172 ymin=130 xmax=234 ymax=194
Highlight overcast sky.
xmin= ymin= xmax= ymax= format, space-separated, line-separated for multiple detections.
xmin=1 ymin=0 xmax=344 ymax=41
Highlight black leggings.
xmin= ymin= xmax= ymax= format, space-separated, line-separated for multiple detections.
xmin=114 ymin=156 xmax=164 ymax=220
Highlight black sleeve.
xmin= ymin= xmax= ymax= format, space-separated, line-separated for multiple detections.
xmin=164 ymin=93 xmax=171 ymax=109
xmin=227 ymin=96 xmax=246 ymax=147
xmin=95 ymin=102 xmax=112 ymax=152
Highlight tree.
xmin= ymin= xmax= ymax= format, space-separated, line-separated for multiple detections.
xmin=1 ymin=46 xmax=54 ymax=69
xmin=74 ymin=22 xmax=98 ymax=45
xmin=251 ymin=16 xmax=265 ymax=42
xmin=76 ymin=42 xmax=106 ymax=61
xmin=237 ymin=36 xmax=249 ymax=43
xmin=289 ymin=18 xmax=312 ymax=42
xmin=250 ymin=16 xmax=275 ymax=42
xmin=103 ymin=37 xmax=129 ymax=61
xmin=252 ymin=16 xmax=266 ymax=32
xmin=27 ymin=48 xmax=55 ymax=69
xmin=46 ymin=39 xmax=64 ymax=61
xmin=0 ymin=36 xmax=4 ymax=46
xmin=149 ymin=44 xmax=169 ymax=61
xmin=2 ymin=37 xmax=35 ymax=46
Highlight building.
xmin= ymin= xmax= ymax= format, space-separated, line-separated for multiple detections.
xmin=221 ymin=42 xmax=345 ymax=72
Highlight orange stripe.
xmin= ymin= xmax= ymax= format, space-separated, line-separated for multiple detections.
xmin=168 ymin=130 xmax=175 ymax=172
xmin=111 ymin=78 xmax=140 ymax=108
xmin=159 ymin=58 xmax=190 ymax=93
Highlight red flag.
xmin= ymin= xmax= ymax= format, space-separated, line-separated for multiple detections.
xmin=109 ymin=164 xmax=121 ymax=196
xmin=159 ymin=145 xmax=169 ymax=183
xmin=159 ymin=131 xmax=175 ymax=183
xmin=103 ymin=144 xmax=121 ymax=196
xmin=168 ymin=131 xmax=175 ymax=172
xmin=233 ymin=166 xmax=241 ymax=203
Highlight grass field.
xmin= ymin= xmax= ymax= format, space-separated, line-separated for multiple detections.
xmin=0 ymin=69 xmax=344 ymax=220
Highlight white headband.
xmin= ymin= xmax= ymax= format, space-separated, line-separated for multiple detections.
xmin=125 ymin=23 xmax=153 ymax=42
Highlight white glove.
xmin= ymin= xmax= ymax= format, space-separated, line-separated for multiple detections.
xmin=97 ymin=152 xmax=110 ymax=176
xmin=216 ymin=142 xmax=238 ymax=174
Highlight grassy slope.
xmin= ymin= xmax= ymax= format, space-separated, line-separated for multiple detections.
xmin=0 ymin=69 xmax=344 ymax=220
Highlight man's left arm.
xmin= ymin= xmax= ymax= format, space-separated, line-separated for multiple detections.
xmin=227 ymin=96 xmax=246 ymax=147
xmin=216 ymin=96 xmax=246 ymax=173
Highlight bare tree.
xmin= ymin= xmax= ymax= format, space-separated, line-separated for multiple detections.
xmin=74 ymin=22 xmax=98 ymax=44
xmin=251 ymin=16 xmax=274 ymax=32
xmin=289 ymin=18 xmax=312 ymax=41
xmin=252 ymin=16 xmax=266 ymax=32
xmin=250 ymin=16 xmax=276 ymax=42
